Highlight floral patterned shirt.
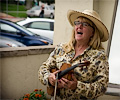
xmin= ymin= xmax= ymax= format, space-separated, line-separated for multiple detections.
xmin=38 ymin=43 xmax=109 ymax=100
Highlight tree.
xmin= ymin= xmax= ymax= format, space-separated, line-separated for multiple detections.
xmin=26 ymin=0 xmax=33 ymax=9
xmin=38 ymin=0 xmax=55 ymax=5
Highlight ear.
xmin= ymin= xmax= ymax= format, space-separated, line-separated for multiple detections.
xmin=89 ymin=31 xmax=94 ymax=41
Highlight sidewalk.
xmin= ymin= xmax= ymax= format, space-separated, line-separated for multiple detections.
xmin=0 ymin=12 xmax=25 ymax=22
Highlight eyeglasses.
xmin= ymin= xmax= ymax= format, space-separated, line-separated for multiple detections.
xmin=74 ymin=21 xmax=94 ymax=28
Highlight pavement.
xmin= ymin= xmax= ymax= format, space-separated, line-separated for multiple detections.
xmin=0 ymin=12 xmax=25 ymax=22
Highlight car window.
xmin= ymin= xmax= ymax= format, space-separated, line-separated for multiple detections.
xmin=50 ymin=22 xmax=54 ymax=31
xmin=0 ymin=23 xmax=20 ymax=34
xmin=35 ymin=6 xmax=40 ymax=10
xmin=45 ymin=7 xmax=48 ymax=10
xmin=31 ymin=6 xmax=40 ymax=10
xmin=28 ymin=21 xmax=51 ymax=30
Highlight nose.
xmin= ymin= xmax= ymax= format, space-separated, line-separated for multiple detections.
xmin=77 ymin=23 xmax=83 ymax=29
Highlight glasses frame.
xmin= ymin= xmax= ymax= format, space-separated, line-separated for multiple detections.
xmin=74 ymin=21 xmax=94 ymax=29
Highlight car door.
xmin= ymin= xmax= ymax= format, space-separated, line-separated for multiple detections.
xmin=44 ymin=6 xmax=50 ymax=17
xmin=24 ymin=21 xmax=54 ymax=40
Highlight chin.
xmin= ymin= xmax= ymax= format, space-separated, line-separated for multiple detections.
xmin=75 ymin=37 xmax=82 ymax=41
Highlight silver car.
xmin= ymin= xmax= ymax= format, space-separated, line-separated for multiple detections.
xmin=26 ymin=5 xmax=54 ymax=19
xmin=0 ymin=36 xmax=26 ymax=48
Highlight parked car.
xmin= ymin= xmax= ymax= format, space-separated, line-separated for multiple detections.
xmin=17 ymin=17 xmax=54 ymax=40
xmin=0 ymin=19 xmax=53 ymax=46
xmin=0 ymin=36 xmax=26 ymax=48
xmin=26 ymin=5 xmax=54 ymax=19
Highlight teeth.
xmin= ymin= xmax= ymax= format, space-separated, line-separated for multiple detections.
xmin=77 ymin=32 xmax=83 ymax=35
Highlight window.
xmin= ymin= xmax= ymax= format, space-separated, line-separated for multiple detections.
xmin=28 ymin=22 xmax=51 ymax=30
xmin=109 ymin=0 xmax=120 ymax=84
xmin=0 ymin=23 xmax=20 ymax=34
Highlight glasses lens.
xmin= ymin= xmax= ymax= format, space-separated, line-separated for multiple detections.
xmin=83 ymin=22 xmax=89 ymax=27
xmin=74 ymin=21 xmax=80 ymax=25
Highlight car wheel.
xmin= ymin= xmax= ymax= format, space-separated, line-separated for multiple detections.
xmin=50 ymin=13 xmax=54 ymax=19
xmin=27 ymin=15 xmax=31 ymax=18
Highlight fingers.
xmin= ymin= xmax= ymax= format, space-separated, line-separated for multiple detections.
xmin=58 ymin=79 xmax=69 ymax=89
xmin=50 ymin=80 xmax=55 ymax=86
xmin=48 ymin=73 xmax=55 ymax=86
xmin=57 ymin=80 xmax=64 ymax=88
xmin=49 ymin=72 xmax=77 ymax=89
xmin=72 ymin=74 xmax=77 ymax=81
xmin=61 ymin=78 xmax=69 ymax=84
xmin=64 ymin=84 xmax=68 ymax=89
xmin=53 ymin=70 xmax=61 ymax=75
xmin=48 ymin=70 xmax=61 ymax=86
xmin=60 ymin=78 xmax=69 ymax=89
xmin=60 ymin=76 xmax=77 ymax=90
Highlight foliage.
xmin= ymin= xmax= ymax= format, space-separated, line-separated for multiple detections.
xmin=19 ymin=89 xmax=47 ymax=100
xmin=1 ymin=3 xmax=27 ymax=11
xmin=39 ymin=0 xmax=55 ymax=5
xmin=1 ymin=2 xmax=27 ymax=18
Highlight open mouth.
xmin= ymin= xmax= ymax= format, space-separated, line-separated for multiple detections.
xmin=77 ymin=32 xmax=83 ymax=35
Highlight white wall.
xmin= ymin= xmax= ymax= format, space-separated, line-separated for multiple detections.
xmin=94 ymin=0 xmax=115 ymax=53
xmin=54 ymin=0 xmax=115 ymax=53
xmin=54 ymin=0 xmax=93 ymax=45
xmin=109 ymin=0 xmax=120 ymax=84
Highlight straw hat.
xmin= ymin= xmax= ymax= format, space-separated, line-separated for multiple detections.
xmin=67 ymin=9 xmax=109 ymax=42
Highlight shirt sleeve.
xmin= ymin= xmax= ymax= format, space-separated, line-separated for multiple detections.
xmin=38 ymin=44 xmax=63 ymax=86
xmin=75 ymin=51 xmax=109 ymax=99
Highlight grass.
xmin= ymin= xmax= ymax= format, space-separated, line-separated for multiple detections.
xmin=7 ymin=12 xmax=28 ymax=18
xmin=1 ymin=2 xmax=27 ymax=18
xmin=1 ymin=3 xmax=27 ymax=11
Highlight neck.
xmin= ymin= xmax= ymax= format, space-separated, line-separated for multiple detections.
xmin=75 ymin=42 xmax=88 ymax=51
xmin=73 ymin=42 xmax=88 ymax=59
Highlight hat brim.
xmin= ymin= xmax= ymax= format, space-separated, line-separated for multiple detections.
xmin=67 ymin=10 xmax=109 ymax=42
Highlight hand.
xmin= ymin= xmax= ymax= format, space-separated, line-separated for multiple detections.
xmin=57 ymin=79 xmax=64 ymax=88
xmin=48 ymin=70 xmax=60 ymax=86
xmin=58 ymin=74 xmax=77 ymax=90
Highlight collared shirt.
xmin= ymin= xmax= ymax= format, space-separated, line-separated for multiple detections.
xmin=38 ymin=43 xmax=109 ymax=100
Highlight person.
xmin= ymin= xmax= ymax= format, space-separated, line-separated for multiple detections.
xmin=38 ymin=9 xmax=109 ymax=100
xmin=40 ymin=4 xmax=44 ymax=18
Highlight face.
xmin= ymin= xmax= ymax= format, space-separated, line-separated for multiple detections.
xmin=74 ymin=17 xmax=94 ymax=43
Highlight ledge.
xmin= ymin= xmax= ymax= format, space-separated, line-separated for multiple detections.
xmin=0 ymin=45 xmax=55 ymax=58
xmin=106 ymin=83 xmax=120 ymax=96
